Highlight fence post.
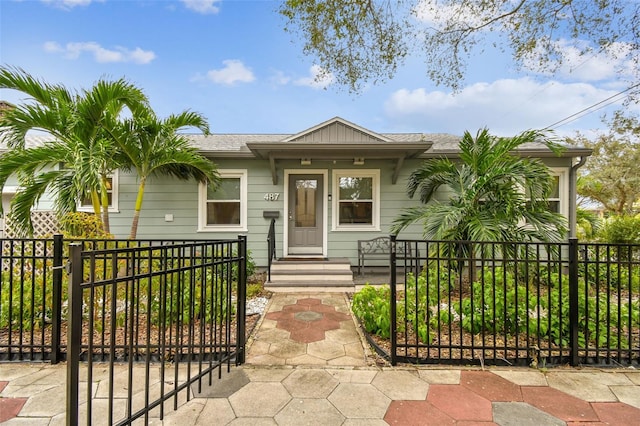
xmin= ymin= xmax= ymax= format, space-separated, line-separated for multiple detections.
xmin=66 ymin=243 xmax=82 ymax=426
xmin=568 ymin=238 xmax=579 ymax=366
xmin=236 ymin=235 xmax=247 ymax=365
xmin=390 ymin=234 xmax=397 ymax=366
xmin=51 ymin=234 xmax=63 ymax=364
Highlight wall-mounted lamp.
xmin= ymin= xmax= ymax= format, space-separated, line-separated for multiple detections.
xmin=301 ymin=158 xmax=312 ymax=166
xmin=353 ymin=158 xmax=365 ymax=166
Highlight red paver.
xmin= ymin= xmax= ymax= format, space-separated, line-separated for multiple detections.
xmin=266 ymin=297 xmax=353 ymax=344
xmin=0 ymin=397 xmax=27 ymax=423
xmin=591 ymin=402 xmax=640 ymax=425
xmin=297 ymin=298 xmax=321 ymax=306
xmin=0 ymin=381 xmax=8 ymax=393
xmin=289 ymin=327 xmax=326 ymax=343
xmin=321 ymin=310 xmax=351 ymax=322
xmin=384 ymin=400 xmax=455 ymax=425
xmin=265 ymin=311 xmax=289 ymax=321
xmin=457 ymin=422 xmax=499 ymax=426
xmin=460 ymin=371 xmax=523 ymax=402
xmin=275 ymin=317 xmax=304 ymax=331
xmin=427 ymin=384 xmax=493 ymax=422
xmin=521 ymin=386 xmax=599 ymax=422
xmin=566 ymin=422 xmax=607 ymax=426
xmin=281 ymin=304 xmax=308 ymax=313
xmin=312 ymin=317 xmax=342 ymax=331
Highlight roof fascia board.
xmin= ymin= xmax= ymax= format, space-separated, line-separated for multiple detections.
xmin=419 ymin=148 xmax=593 ymax=159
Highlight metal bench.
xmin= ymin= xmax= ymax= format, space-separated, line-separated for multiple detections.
xmin=357 ymin=236 xmax=415 ymax=275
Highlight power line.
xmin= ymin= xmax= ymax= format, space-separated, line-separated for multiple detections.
xmin=543 ymin=83 xmax=640 ymax=130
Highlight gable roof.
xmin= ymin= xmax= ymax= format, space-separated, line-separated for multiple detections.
xmin=2 ymin=117 xmax=591 ymax=170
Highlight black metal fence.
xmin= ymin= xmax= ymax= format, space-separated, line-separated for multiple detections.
xmin=2 ymin=235 xmax=247 ymax=424
xmin=66 ymin=237 xmax=246 ymax=425
xmin=0 ymin=236 xmax=61 ymax=361
xmin=1 ymin=236 xmax=241 ymax=362
xmin=390 ymin=237 xmax=640 ymax=367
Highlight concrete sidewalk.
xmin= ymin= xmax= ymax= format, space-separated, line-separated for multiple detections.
xmin=1 ymin=292 xmax=639 ymax=425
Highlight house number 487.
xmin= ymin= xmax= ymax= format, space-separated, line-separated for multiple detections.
xmin=264 ymin=193 xmax=280 ymax=201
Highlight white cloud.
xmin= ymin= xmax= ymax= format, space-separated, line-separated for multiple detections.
xmin=384 ymin=78 xmax=631 ymax=136
xmin=414 ymin=0 xmax=504 ymax=31
xmin=181 ymin=0 xmax=221 ymax=14
xmin=43 ymin=41 xmax=156 ymax=64
xmin=41 ymin=0 xmax=102 ymax=9
xmin=269 ymin=70 xmax=291 ymax=86
xmin=294 ymin=65 xmax=334 ymax=89
xmin=206 ymin=60 xmax=255 ymax=85
xmin=522 ymin=39 xmax=635 ymax=82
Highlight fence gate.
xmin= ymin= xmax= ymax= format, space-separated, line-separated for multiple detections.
xmin=65 ymin=237 xmax=247 ymax=425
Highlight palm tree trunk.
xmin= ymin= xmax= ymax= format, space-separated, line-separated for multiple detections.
xmin=91 ymin=191 xmax=101 ymax=216
xmin=129 ymin=179 xmax=146 ymax=239
xmin=100 ymin=179 xmax=110 ymax=234
xmin=90 ymin=190 xmax=109 ymax=234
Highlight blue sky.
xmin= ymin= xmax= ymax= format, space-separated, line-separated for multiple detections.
xmin=1 ymin=0 xmax=637 ymax=137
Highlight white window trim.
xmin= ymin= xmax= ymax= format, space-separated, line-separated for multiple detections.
xmin=549 ymin=168 xmax=569 ymax=218
xmin=521 ymin=167 xmax=568 ymax=222
xmin=332 ymin=169 xmax=380 ymax=231
xmin=198 ymin=169 xmax=248 ymax=233
xmin=77 ymin=171 xmax=119 ymax=213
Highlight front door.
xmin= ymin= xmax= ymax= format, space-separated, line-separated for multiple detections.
xmin=287 ymin=174 xmax=324 ymax=255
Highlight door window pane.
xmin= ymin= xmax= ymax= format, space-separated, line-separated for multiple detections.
xmin=295 ymin=179 xmax=317 ymax=227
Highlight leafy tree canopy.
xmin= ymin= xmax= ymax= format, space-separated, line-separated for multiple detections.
xmin=280 ymin=0 xmax=639 ymax=94
xmin=568 ymin=112 xmax=640 ymax=215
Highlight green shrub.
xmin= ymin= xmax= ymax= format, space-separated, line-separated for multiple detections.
xmin=351 ymin=285 xmax=392 ymax=338
xmin=59 ymin=212 xmax=113 ymax=239
xmin=351 ymin=264 xmax=637 ymax=351
xmin=598 ymin=215 xmax=640 ymax=244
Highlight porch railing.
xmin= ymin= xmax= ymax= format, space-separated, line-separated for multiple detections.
xmin=267 ymin=218 xmax=276 ymax=282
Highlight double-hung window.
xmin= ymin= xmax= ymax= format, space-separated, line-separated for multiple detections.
xmin=199 ymin=170 xmax=247 ymax=232
xmin=332 ymin=170 xmax=380 ymax=230
xmin=525 ymin=168 xmax=568 ymax=218
xmin=78 ymin=172 xmax=119 ymax=212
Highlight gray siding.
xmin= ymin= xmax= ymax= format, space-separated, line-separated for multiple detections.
xmin=27 ymin=155 xmax=575 ymax=268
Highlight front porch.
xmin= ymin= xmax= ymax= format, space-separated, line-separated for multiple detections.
xmin=264 ymin=258 xmax=398 ymax=292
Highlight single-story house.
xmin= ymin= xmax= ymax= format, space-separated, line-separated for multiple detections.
xmin=1 ymin=117 xmax=591 ymax=283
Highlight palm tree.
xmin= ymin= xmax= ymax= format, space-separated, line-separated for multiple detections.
xmin=110 ymin=110 xmax=219 ymax=239
xmin=0 ymin=66 xmax=147 ymax=236
xmin=391 ymin=128 xmax=567 ymax=260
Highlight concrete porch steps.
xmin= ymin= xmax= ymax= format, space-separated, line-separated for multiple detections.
xmin=265 ymin=257 xmax=354 ymax=291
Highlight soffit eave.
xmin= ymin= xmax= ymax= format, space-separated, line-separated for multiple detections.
xmin=246 ymin=142 xmax=433 ymax=184
xmin=419 ymin=148 xmax=593 ymax=159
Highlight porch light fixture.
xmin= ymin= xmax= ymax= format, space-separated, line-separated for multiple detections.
xmin=301 ymin=158 xmax=312 ymax=166
xmin=353 ymin=158 xmax=365 ymax=166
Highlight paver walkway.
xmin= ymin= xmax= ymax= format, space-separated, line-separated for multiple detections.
xmin=246 ymin=293 xmax=367 ymax=366
xmin=1 ymin=292 xmax=639 ymax=425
